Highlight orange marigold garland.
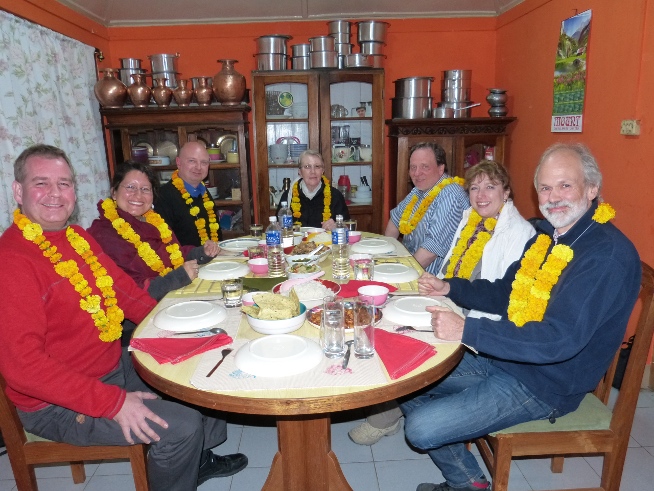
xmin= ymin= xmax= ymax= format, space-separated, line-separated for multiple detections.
xmin=171 ymin=170 xmax=219 ymax=244
xmin=291 ymin=175 xmax=332 ymax=222
xmin=398 ymin=177 xmax=465 ymax=235
xmin=444 ymin=210 xmax=498 ymax=279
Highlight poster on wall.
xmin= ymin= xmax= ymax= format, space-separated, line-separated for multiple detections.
xmin=551 ymin=9 xmax=592 ymax=133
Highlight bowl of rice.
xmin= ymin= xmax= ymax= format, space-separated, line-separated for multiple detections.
xmin=273 ymin=279 xmax=341 ymax=309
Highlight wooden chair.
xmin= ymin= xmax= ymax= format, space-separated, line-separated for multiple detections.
xmin=0 ymin=374 xmax=149 ymax=491
xmin=474 ymin=261 xmax=654 ymax=491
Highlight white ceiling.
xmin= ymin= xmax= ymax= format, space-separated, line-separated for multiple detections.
xmin=55 ymin=0 xmax=525 ymax=27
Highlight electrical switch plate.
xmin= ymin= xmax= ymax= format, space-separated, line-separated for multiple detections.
xmin=620 ymin=120 xmax=641 ymax=136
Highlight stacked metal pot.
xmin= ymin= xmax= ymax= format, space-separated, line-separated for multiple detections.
xmin=391 ymin=77 xmax=434 ymax=119
xmin=328 ymin=20 xmax=352 ymax=69
xmin=254 ymin=35 xmax=292 ymax=71
xmin=118 ymin=58 xmax=147 ymax=87
xmin=355 ymin=20 xmax=388 ymax=68
xmin=148 ymin=53 xmax=180 ymax=89
xmin=435 ymin=70 xmax=480 ymax=118
xmin=308 ymin=35 xmax=338 ymax=68
xmin=291 ymin=43 xmax=311 ymax=70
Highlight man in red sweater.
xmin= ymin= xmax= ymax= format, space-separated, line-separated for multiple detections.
xmin=0 ymin=144 xmax=247 ymax=490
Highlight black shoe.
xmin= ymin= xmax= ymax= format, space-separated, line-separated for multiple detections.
xmin=417 ymin=478 xmax=490 ymax=491
xmin=197 ymin=450 xmax=248 ymax=485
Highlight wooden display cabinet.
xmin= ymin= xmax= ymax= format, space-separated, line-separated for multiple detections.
xmin=252 ymin=69 xmax=385 ymax=233
xmin=100 ymin=106 xmax=252 ymax=239
xmin=386 ymin=117 xmax=516 ymax=211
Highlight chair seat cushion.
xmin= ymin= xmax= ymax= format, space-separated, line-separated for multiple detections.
xmin=491 ymin=393 xmax=611 ymax=435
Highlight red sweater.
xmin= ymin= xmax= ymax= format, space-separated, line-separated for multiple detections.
xmin=0 ymin=224 xmax=156 ymax=418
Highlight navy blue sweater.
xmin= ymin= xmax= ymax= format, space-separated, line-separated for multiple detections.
xmin=449 ymin=201 xmax=641 ymax=413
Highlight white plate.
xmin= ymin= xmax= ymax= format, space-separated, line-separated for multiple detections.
xmin=153 ymin=301 xmax=227 ymax=332
xmin=198 ymin=261 xmax=249 ymax=281
xmin=234 ymin=334 xmax=323 ymax=377
xmin=373 ymin=263 xmax=419 ymax=284
xmin=383 ymin=296 xmax=444 ymax=327
xmin=351 ymin=238 xmax=396 ymax=255
xmin=300 ymin=227 xmax=325 ymax=234
xmin=219 ymin=238 xmax=260 ymax=253
xmin=349 ymin=197 xmax=372 ymax=204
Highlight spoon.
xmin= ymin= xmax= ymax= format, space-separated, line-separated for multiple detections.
xmin=342 ymin=340 xmax=354 ymax=369
xmin=171 ymin=327 xmax=227 ymax=336
xmin=396 ymin=326 xmax=433 ymax=333
xmin=206 ymin=348 xmax=233 ymax=377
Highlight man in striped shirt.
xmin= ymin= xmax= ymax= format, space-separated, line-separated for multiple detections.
xmin=386 ymin=142 xmax=469 ymax=275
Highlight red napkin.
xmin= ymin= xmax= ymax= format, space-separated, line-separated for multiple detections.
xmin=130 ymin=334 xmax=233 ymax=364
xmin=339 ymin=280 xmax=397 ymax=298
xmin=374 ymin=328 xmax=436 ymax=380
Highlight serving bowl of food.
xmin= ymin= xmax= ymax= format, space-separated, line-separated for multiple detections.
xmin=287 ymin=263 xmax=322 ymax=278
xmin=242 ymin=292 xmax=306 ymax=335
xmin=284 ymin=241 xmax=331 ymax=264
xmin=306 ymin=301 xmax=383 ymax=332
xmin=273 ymin=279 xmax=340 ymax=309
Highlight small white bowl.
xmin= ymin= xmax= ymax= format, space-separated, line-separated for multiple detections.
xmin=245 ymin=303 xmax=307 ymax=335
xmin=242 ymin=291 xmax=265 ymax=307
xmin=248 ymin=258 xmax=269 ymax=275
xmin=348 ymin=231 xmax=362 ymax=243
xmin=357 ymin=285 xmax=389 ymax=306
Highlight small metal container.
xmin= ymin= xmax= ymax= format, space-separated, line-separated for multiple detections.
xmin=292 ymin=56 xmax=311 ymax=70
xmin=328 ymin=20 xmax=351 ymax=33
xmin=310 ymin=50 xmax=338 ymax=68
xmin=437 ymin=101 xmax=481 ymax=118
xmin=291 ymin=43 xmax=311 ymax=57
xmin=119 ymin=58 xmax=142 ymax=69
xmin=394 ymin=77 xmax=434 ymax=98
xmin=345 ymin=53 xmax=371 ymax=68
xmin=441 ymin=87 xmax=471 ymax=102
xmin=330 ymin=32 xmax=351 ymax=44
xmin=255 ymin=53 xmax=287 ymax=71
xmin=334 ymin=43 xmax=353 ymax=55
xmin=357 ymin=20 xmax=390 ymax=43
xmin=367 ymin=54 xmax=386 ymax=68
xmin=442 ymin=69 xmax=472 ymax=80
xmin=255 ymin=35 xmax=292 ymax=54
xmin=337 ymin=54 xmax=346 ymax=69
xmin=391 ymin=97 xmax=433 ymax=119
xmin=359 ymin=41 xmax=385 ymax=55
xmin=309 ymin=36 xmax=335 ymax=52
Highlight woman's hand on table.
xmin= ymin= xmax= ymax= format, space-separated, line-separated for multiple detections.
xmin=418 ymin=272 xmax=450 ymax=296
xmin=114 ymin=391 xmax=168 ymax=444
xmin=203 ymin=240 xmax=220 ymax=257
xmin=183 ymin=260 xmax=199 ymax=280
xmin=426 ymin=306 xmax=464 ymax=341
xmin=322 ymin=219 xmax=336 ymax=231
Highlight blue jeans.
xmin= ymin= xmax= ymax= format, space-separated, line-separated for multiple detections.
xmin=400 ymin=352 xmax=555 ymax=488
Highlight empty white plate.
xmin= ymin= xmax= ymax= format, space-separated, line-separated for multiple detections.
xmin=234 ymin=334 xmax=323 ymax=377
xmin=383 ymin=296 xmax=444 ymax=327
xmin=350 ymin=238 xmax=395 ymax=255
xmin=373 ymin=263 xmax=419 ymax=284
xmin=219 ymin=238 xmax=260 ymax=253
xmin=153 ymin=301 xmax=227 ymax=332
xmin=198 ymin=261 xmax=249 ymax=281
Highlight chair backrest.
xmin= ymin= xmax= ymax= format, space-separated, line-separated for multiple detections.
xmin=0 ymin=373 xmax=30 ymax=449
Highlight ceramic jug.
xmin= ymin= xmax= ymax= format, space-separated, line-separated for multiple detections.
xmin=332 ymin=144 xmax=355 ymax=163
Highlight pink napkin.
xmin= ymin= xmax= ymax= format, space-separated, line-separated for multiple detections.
xmin=339 ymin=280 xmax=397 ymax=298
xmin=374 ymin=328 xmax=436 ymax=380
xmin=130 ymin=334 xmax=233 ymax=364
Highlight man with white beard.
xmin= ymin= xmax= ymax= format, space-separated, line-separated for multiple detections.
xmin=400 ymin=143 xmax=641 ymax=491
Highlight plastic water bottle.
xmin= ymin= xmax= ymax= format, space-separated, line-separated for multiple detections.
xmin=331 ymin=214 xmax=350 ymax=280
xmin=266 ymin=216 xmax=285 ymax=277
xmin=278 ymin=201 xmax=294 ymax=248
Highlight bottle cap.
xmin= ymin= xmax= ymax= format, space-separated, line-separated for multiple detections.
xmin=269 ymin=216 xmax=277 ymax=222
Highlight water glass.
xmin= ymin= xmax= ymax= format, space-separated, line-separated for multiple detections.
xmin=221 ymin=278 xmax=243 ymax=308
xmin=353 ymin=296 xmax=376 ymax=359
xmin=248 ymin=245 xmax=266 ymax=259
xmin=353 ymin=259 xmax=374 ymax=281
xmin=320 ymin=295 xmax=345 ymax=358
xmin=250 ymin=223 xmax=263 ymax=239
xmin=344 ymin=219 xmax=357 ymax=231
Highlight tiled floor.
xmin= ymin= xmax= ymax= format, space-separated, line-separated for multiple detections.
xmin=2 ymin=389 xmax=654 ymax=490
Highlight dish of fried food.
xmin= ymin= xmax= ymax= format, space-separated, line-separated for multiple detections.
xmin=242 ymin=290 xmax=300 ymax=320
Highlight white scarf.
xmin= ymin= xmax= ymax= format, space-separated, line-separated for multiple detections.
xmin=299 ymin=178 xmax=322 ymax=200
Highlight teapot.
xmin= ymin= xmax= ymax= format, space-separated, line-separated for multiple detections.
xmin=330 ymin=104 xmax=348 ymax=118
xmin=332 ymin=144 xmax=355 ymax=163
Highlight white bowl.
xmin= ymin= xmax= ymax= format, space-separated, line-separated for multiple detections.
xmin=273 ymin=279 xmax=341 ymax=309
xmin=242 ymin=291 xmax=265 ymax=307
xmin=357 ymin=285 xmax=389 ymax=306
xmin=287 ymin=264 xmax=322 ymax=278
xmin=245 ymin=303 xmax=307 ymax=335
xmin=234 ymin=334 xmax=323 ymax=377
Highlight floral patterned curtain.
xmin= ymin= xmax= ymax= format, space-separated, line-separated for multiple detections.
xmin=0 ymin=10 xmax=109 ymax=232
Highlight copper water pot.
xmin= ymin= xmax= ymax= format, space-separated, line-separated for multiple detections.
xmin=127 ymin=73 xmax=151 ymax=107
xmin=212 ymin=59 xmax=246 ymax=105
xmin=173 ymin=79 xmax=193 ymax=106
xmin=152 ymin=77 xmax=173 ymax=107
xmin=194 ymin=77 xmax=213 ymax=106
xmin=94 ymin=68 xmax=127 ymax=108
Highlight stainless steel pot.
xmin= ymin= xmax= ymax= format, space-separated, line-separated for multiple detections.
xmin=334 ymin=43 xmax=353 ymax=55
xmin=291 ymin=56 xmax=311 ymax=70
xmin=310 ymin=50 xmax=338 ymax=68
xmin=291 ymin=43 xmax=311 ymax=57
xmin=394 ymin=77 xmax=434 ymax=98
xmin=120 ymin=58 xmax=142 ymax=69
xmin=441 ymin=87 xmax=471 ymax=102
xmin=345 ymin=53 xmax=371 ymax=68
xmin=330 ymin=32 xmax=351 ymax=44
xmin=441 ymin=78 xmax=471 ymax=90
xmin=367 ymin=54 xmax=386 ymax=68
xmin=147 ymin=53 xmax=179 ymax=73
xmin=309 ymin=36 xmax=335 ymax=52
xmin=442 ymin=69 xmax=472 ymax=80
xmin=437 ymin=101 xmax=481 ymax=118
xmin=359 ymin=41 xmax=385 ymax=55
xmin=391 ymin=97 xmax=433 ymax=119
xmin=357 ymin=20 xmax=390 ymax=43
xmin=327 ymin=20 xmax=351 ymax=33
xmin=432 ymin=107 xmax=454 ymax=118
xmin=255 ymin=35 xmax=292 ymax=54
xmin=255 ymin=53 xmax=287 ymax=71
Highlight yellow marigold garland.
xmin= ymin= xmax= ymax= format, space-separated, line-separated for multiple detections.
xmin=398 ymin=177 xmax=465 ymax=235
xmin=291 ymin=175 xmax=332 ymax=222
xmin=444 ymin=210 xmax=498 ymax=279
xmin=13 ymin=209 xmax=124 ymax=342
xmin=100 ymin=199 xmax=184 ymax=276
xmin=507 ymin=202 xmax=615 ymax=327
xmin=171 ymin=170 xmax=219 ymax=245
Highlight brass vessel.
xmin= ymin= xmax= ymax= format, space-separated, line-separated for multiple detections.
xmin=173 ymin=79 xmax=193 ymax=106
xmin=94 ymin=68 xmax=127 ymax=108
xmin=127 ymin=73 xmax=151 ymax=107
xmin=212 ymin=59 xmax=246 ymax=105
xmin=152 ymin=77 xmax=173 ymax=107
xmin=194 ymin=77 xmax=213 ymax=106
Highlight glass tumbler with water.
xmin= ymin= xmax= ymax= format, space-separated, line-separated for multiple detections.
xmin=320 ymin=295 xmax=345 ymax=358
xmin=221 ymin=278 xmax=244 ymax=308
xmin=353 ymin=296 xmax=376 ymax=359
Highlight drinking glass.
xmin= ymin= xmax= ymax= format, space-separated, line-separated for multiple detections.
xmin=353 ymin=259 xmax=374 ymax=281
xmin=344 ymin=219 xmax=357 ymax=231
xmin=320 ymin=295 xmax=345 ymax=358
xmin=354 ymin=296 xmax=376 ymax=359
xmin=247 ymin=245 xmax=265 ymax=259
xmin=250 ymin=223 xmax=263 ymax=239
xmin=221 ymin=278 xmax=243 ymax=308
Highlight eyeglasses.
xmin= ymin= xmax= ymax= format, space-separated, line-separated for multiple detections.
xmin=121 ymin=184 xmax=153 ymax=195
xmin=300 ymin=165 xmax=324 ymax=171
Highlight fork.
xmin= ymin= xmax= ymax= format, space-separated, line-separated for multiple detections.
xmin=395 ymin=326 xmax=433 ymax=333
